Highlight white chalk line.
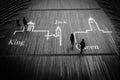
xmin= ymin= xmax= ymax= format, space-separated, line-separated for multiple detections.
xmin=74 ymin=16 xmax=112 ymax=43
xmin=13 ymin=21 xmax=62 ymax=46
xmin=73 ymin=17 xmax=118 ymax=54
xmin=13 ymin=27 xmax=25 ymax=35
xmin=32 ymin=26 xmax=62 ymax=46
xmin=13 ymin=17 xmax=113 ymax=49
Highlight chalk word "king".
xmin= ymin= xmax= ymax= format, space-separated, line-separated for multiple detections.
xmin=8 ymin=39 xmax=25 ymax=47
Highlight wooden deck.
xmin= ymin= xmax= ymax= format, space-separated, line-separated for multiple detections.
xmin=0 ymin=0 xmax=120 ymax=80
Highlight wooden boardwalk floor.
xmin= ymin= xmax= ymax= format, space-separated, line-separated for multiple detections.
xmin=0 ymin=0 xmax=120 ymax=80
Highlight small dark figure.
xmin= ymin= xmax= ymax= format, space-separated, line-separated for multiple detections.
xmin=80 ymin=39 xmax=85 ymax=54
xmin=70 ymin=33 xmax=75 ymax=49
xmin=23 ymin=17 xmax=28 ymax=30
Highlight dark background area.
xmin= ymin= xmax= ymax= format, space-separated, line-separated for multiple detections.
xmin=96 ymin=0 xmax=120 ymax=49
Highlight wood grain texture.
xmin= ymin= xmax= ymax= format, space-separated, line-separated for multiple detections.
xmin=0 ymin=0 xmax=120 ymax=80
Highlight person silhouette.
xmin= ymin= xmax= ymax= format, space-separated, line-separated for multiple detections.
xmin=70 ymin=33 xmax=75 ymax=49
xmin=23 ymin=17 xmax=28 ymax=30
xmin=80 ymin=39 xmax=85 ymax=54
